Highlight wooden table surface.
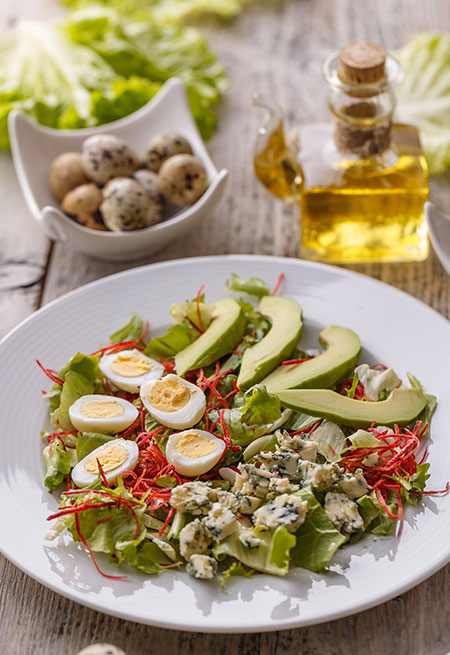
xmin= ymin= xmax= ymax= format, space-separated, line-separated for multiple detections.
xmin=1 ymin=1 xmax=449 ymax=653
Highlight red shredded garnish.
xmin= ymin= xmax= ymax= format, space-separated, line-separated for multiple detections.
xmin=90 ymin=321 xmax=149 ymax=357
xmin=74 ymin=514 xmax=127 ymax=580
xmin=271 ymin=273 xmax=285 ymax=296
xmin=36 ymin=359 xmax=64 ymax=386
xmin=282 ymin=357 xmax=311 ymax=366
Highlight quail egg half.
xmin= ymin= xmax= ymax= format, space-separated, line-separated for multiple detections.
xmin=140 ymin=374 xmax=206 ymax=429
xmin=165 ymin=429 xmax=225 ymax=476
xmin=72 ymin=438 xmax=139 ymax=488
xmin=69 ymin=394 xmax=139 ymax=434
xmin=100 ymin=349 xmax=165 ymax=393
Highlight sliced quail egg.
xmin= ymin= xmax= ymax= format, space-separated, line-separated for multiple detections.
xmin=140 ymin=374 xmax=206 ymax=429
xmin=165 ymin=429 xmax=225 ymax=476
xmin=72 ymin=438 xmax=139 ymax=488
xmin=99 ymin=349 xmax=165 ymax=393
xmin=69 ymin=394 xmax=138 ymax=434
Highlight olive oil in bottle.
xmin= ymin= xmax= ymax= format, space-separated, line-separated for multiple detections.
xmin=254 ymin=42 xmax=429 ymax=264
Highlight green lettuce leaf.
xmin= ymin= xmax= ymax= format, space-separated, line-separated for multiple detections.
xmin=396 ymin=33 xmax=450 ymax=174
xmin=145 ymin=322 xmax=199 ymax=358
xmin=407 ymin=373 xmax=437 ymax=434
xmin=225 ymin=273 xmax=270 ymax=298
xmin=109 ymin=313 xmax=144 ymax=344
xmin=43 ymin=442 xmax=71 ymax=490
xmin=51 ymin=353 xmax=99 ymax=430
xmin=355 ymin=492 xmax=395 ymax=539
xmin=76 ymin=432 xmax=115 ymax=461
xmin=220 ymin=560 xmax=253 ymax=590
xmin=213 ymin=525 xmax=295 ymax=576
xmin=170 ymin=297 xmax=213 ymax=332
xmin=291 ymin=488 xmax=346 ymax=572
xmin=240 ymin=385 xmax=281 ymax=426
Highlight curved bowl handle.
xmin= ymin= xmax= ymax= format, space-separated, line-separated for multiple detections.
xmin=40 ymin=207 xmax=71 ymax=243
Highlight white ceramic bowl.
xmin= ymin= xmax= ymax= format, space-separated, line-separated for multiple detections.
xmin=8 ymin=78 xmax=228 ymax=262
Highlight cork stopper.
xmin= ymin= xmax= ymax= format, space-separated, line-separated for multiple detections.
xmin=338 ymin=41 xmax=387 ymax=85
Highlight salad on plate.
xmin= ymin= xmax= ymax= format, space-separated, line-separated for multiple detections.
xmin=39 ymin=273 xmax=443 ymax=585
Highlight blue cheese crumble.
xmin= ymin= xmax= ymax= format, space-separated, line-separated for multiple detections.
xmin=170 ymin=481 xmax=216 ymax=515
xmin=336 ymin=469 xmax=369 ymax=499
xmin=186 ymin=554 xmax=218 ymax=580
xmin=202 ymin=503 xmax=238 ymax=542
xmin=179 ymin=519 xmax=212 ymax=559
xmin=298 ymin=461 xmax=343 ymax=490
xmin=253 ymin=493 xmax=308 ymax=532
xmin=324 ymin=491 xmax=364 ymax=535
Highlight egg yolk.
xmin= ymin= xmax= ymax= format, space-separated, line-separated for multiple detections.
xmin=110 ymin=352 xmax=153 ymax=378
xmin=84 ymin=443 xmax=128 ymax=473
xmin=148 ymin=378 xmax=190 ymax=413
xmin=175 ymin=433 xmax=216 ymax=459
xmin=81 ymin=399 xmax=124 ymax=419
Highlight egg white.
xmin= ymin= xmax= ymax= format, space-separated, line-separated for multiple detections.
xmin=69 ymin=394 xmax=139 ymax=434
xmin=165 ymin=429 xmax=225 ymax=476
xmin=99 ymin=349 xmax=165 ymax=393
xmin=72 ymin=438 xmax=139 ymax=488
xmin=140 ymin=374 xmax=206 ymax=429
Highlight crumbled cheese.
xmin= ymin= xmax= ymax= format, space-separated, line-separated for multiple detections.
xmin=257 ymin=449 xmax=300 ymax=479
xmin=238 ymin=526 xmax=263 ymax=550
xmin=362 ymin=452 xmax=379 ymax=467
xmin=276 ymin=430 xmax=318 ymax=460
xmin=186 ymin=554 xmax=217 ymax=580
xmin=336 ymin=469 xmax=369 ymax=499
xmin=324 ymin=491 xmax=364 ymax=535
xmin=298 ymin=461 xmax=342 ymax=490
xmin=233 ymin=463 xmax=272 ymax=498
xmin=268 ymin=476 xmax=300 ymax=497
xmin=170 ymin=481 xmax=216 ymax=515
xmin=202 ymin=503 xmax=238 ymax=542
xmin=355 ymin=364 xmax=399 ymax=402
xmin=234 ymin=493 xmax=261 ymax=514
xmin=179 ymin=519 xmax=212 ymax=559
xmin=253 ymin=493 xmax=308 ymax=533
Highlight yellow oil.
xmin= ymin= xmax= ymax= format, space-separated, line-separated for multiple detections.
xmin=254 ymin=120 xmax=303 ymax=205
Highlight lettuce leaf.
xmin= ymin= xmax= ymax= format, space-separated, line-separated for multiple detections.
xmin=50 ymin=353 xmax=100 ymax=431
xmin=53 ymin=481 xmax=171 ymax=574
xmin=220 ymin=561 xmax=253 ymax=590
xmin=145 ymin=322 xmax=199 ymax=358
xmin=170 ymin=297 xmax=213 ymax=333
xmin=396 ymin=33 xmax=450 ymax=174
xmin=240 ymin=385 xmax=281 ymax=426
xmin=291 ymin=488 xmax=346 ymax=572
xmin=109 ymin=313 xmax=144 ymax=344
xmin=43 ymin=442 xmax=71 ymax=490
xmin=225 ymin=273 xmax=270 ymax=298
xmin=213 ymin=525 xmax=295 ymax=576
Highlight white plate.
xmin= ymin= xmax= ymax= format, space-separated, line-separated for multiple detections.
xmin=0 ymin=255 xmax=449 ymax=633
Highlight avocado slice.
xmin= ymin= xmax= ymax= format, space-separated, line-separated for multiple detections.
xmin=175 ymin=298 xmax=245 ymax=376
xmin=262 ymin=325 xmax=361 ymax=393
xmin=275 ymin=388 xmax=427 ymax=428
xmin=237 ymin=296 xmax=303 ymax=390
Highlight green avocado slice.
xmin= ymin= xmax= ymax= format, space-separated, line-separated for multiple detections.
xmin=262 ymin=325 xmax=361 ymax=393
xmin=175 ymin=298 xmax=245 ymax=376
xmin=237 ymin=296 xmax=303 ymax=390
xmin=275 ymin=388 xmax=427 ymax=428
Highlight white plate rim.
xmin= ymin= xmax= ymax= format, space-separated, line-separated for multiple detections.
xmin=0 ymin=254 xmax=449 ymax=633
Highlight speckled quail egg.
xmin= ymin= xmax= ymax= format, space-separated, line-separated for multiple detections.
xmin=72 ymin=438 xmax=139 ymax=488
xmin=159 ymin=154 xmax=208 ymax=206
xmin=140 ymin=374 xmax=206 ymax=429
xmin=49 ymin=151 xmax=89 ymax=201
xmin=76 ymin=645 xmax=127 ymax=655
xmin=145 ymin=132 xmax=193 ymax=172
xmin=61 ymin=183 xmax=105 ymax=230
xmin=68 ymin=394 xmax=139 ymax=434
xmin=132 ymin=169 xmax=166 ymax=207
xmin=100 ymin=177 xmax=162 ymax=231
xmin=99 ymin=349 xmax=165 ymax=393
xmin=165 ymin=429 xmax=225 ymax=476
xmin=81 ymin=134 xmax=140 ymax=185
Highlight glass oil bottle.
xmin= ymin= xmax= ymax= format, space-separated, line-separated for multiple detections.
xmin=254 ymin=42 xmax=429 ymax=264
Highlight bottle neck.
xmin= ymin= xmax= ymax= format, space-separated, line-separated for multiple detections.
xmin=329 ymin=91 xmax=395 ymax=158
